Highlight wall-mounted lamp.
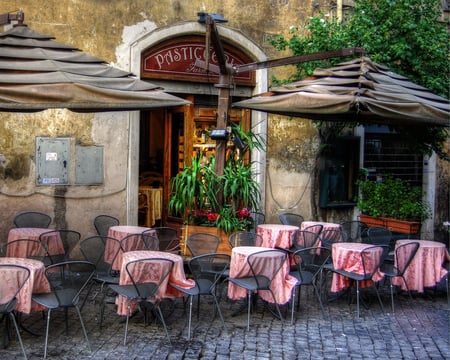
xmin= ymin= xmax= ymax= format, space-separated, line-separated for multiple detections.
xmin=210 ymin=129 xmax=228 ymax=140
xmin=197 ymin=12 xmax=228 ymax=23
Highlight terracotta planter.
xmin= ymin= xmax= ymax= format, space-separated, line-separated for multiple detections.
xmin=181 ymin=224 xmax=231 ymax=256
xmin=359 ymin=214 xmax=385 ymax=228
xmin=383 ymin=218 xmax=420 ymax=234
xmin=359 ymin=214 xmax=420 ymax=234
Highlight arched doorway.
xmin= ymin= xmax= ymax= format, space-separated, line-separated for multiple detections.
xmin=127 ymin=21 xmax=268 ymax=229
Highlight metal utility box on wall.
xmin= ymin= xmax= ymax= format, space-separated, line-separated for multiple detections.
xmin=75 ymin=145 xmax=104 ymax=185
xmin=36 ymin=137 xmax=70 ymax=185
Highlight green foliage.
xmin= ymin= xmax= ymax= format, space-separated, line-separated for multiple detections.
xmin=355 ymin=175 xmax=431 ymax=221
xmin=169 ymin=123 xmax=264 ymax=234
xmin=267 ymin=0 xmax=449 ymax=159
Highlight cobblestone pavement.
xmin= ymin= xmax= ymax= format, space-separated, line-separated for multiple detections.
xmin=1 ymin=280 xmax=448 ymax=359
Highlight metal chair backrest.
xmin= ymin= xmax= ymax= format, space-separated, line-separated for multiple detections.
xmin=292 ymin=246 xmax=331 ymax=282
xmin=247 ymin=249 xmax=287 ymax=290
xmin=14 ymin=211 xmax=51 ymax=228
xmin=125 ymin=258 xmax=174 ymax=299
xmin=340 ymin=221 xmax=368 ymax=242
xmin=119 ymin=233 xmax=147 ymax=253
xmin=151 ymin=227 xmax=178 ymax=251
xmin=320 ymin=229 xmax=347 ymax=249
xmin=94 ymin=215 xmax=119 ymax=237
xmin=79 ymin=235 xmax=120 ymax=276
xmin=40 ymin=229 xmax=81 ymax=262
xmin=228 ymin=231 xmax=263 ymax=247
xmin=302 ymin=224 xmax=324 ymax=235
xmin=293 ymin=230 xmax=321 ymax=250
xmin=186 ymin=232 xmax=220 ymax=257
xmin=394 ymin=241 xmax=420 ymax=276
xmin=279 ymin=213 xmax=304 ymax=227
xmin=189 ymin=253 xmax=231 ymax=292
xmin=360 ymin=245 xmax=389 ymax=280
xmin=141 ymin=231 xmax=160 ymax=251
xmin=249 ymin=211 xmax=265 ymax=233
xmin=367 ymin=227 xmax=393 ymax=248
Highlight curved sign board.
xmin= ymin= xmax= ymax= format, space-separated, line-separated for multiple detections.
xmin=141 ymin=35 xmax=255 ymax=86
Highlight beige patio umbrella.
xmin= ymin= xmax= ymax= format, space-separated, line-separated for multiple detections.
xmin=0 ymin=24 xmax=189 ymax=112
xmin=233 ymin=57 xmax=449 ymax=127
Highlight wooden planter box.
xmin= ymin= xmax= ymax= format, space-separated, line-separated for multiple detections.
xmin=359 ymin=214 xmax=420 ymax=235
xmin=180 ymin=224 xmax=232 ymax=256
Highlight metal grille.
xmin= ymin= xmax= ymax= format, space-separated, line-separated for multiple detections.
xmin=363 ymin=132 xmax=423 ymax=187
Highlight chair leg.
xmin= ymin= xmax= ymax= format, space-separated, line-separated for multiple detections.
xmin=313 ymin=283 xmax=327 ymax=319
xmin=390 ymin=280 xmax=395 ymax=313
xmin=9 ymin=313 xmax=27 ymax=360
xmin=187 ymin=295 xmax=193 ymax=340
xmin=373 ymin=282 xmax=385 ymax=314
xmin=124 ymin=303 xmax=131 ymax=346
xmin=43 ymin=309 xmax=52 ymax=360
xmin=290 ymin=287 xmax=296 ymax=325
xmin=154 ymin=305 xmax=171 ymax=344
xmin=247 ymin=291 xmax=251 ymax=331
xmin=356 ymin=281 xmax=360 ymax=318
xmin=212 ymin=293 xmax=225 ymax=327
xmin=75 ymin=305 xmax=91 ymax=352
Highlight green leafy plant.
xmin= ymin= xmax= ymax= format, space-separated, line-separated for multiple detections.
xmin=355 ymin=175 xmax=431 ymax=221
xmin=169 ymin=123 xmax=265 ymax=234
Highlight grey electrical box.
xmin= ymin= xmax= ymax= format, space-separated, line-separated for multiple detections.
xmin=36 ymin=137 xmax=70 ymax=185
xmin=75 ymin=145 xmax=104 ymax=185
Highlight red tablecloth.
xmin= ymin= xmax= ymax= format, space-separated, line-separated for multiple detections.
xmin=0 ymin=257 xmax=51 ymax=314
xmin=227 ymin=246 xmax=296 ymax=305
xmin=256 ymin=224 xmax=299 ymax=249
xmin=391 ymin=239 xmax=448 ymax=293
xmin=116 ymin=250 xmax=194 ymax=315
xmin=7 ymin=228 xmax=64 ymax=258
xmin=331 ymin=242 xmax=385 ymax=293
xmin=105 ymin=225 xmax=152 ymax=270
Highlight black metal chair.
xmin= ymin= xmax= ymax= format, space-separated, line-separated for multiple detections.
xmin=228 ymin=231 xmax=263 ymax=248
xmin=39 ymin=229 xmax=81 ymax=264
xmin=249 ymin=211 xmax=265 ymax=233
xmin=302 ymin=224 xmax=324 ymax=236
xmin=292 ymin=230 xmax=322 ymax=251
xmin=290 ymin=246 xmax=331 ymax=324
xmin=32 ymin=261 xmax=95 ymax=359
xmin=320 ymin=228 xmax=347 ymax=250
xmin=381 ymin=241 xmax=420 ymax=312
xmin=141 ymin=231 xmax=160 ymax=251
xmin=279 ymin=212 xmax=304 ymax=227
xmin=228 ymin=249 xmax=288 ymax=330
xmin=186 ymin=232 xmax=220 ymax=257
xmin=330 ymin=245 xmax=388 ymax=318
xmin=93 ymin=215 xmax=119 ymax=237
xmin=366 ymin=227 xmax=394 ymax=262
xmin=340 ymin=221 xmax=368 ymax=243
xmin=78 ymin=235 xmax=122 ymax=321
xmin=108 ymin=257 xmax=174 ymax=345
xmin=13 ymin=211 xmax=51 ymax=228
xmin=0 ymin=264 xmax=30 ymax=359
xmin=150 ymin=227 xmax=180 ymax=252
xmin=170 ymin=253 xmax=230 ymax=340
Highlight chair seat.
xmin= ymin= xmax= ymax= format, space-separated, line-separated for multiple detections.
xmin=95 ymin=273 xmax=120 ymax=285
xmin=229 ymin=275 xmax=271 ymax=291
xmin=109 ymin=283 xmax=158 ymax=300
xmin=32 ymin=289 xmax=79 ymax=309
xmin=290 ymin=270 xmax=314 ymax=285
xmin=0 ymin=298 xmax=17 ymax=313
xmin=332 ymin=269 xmax=372 ymax=282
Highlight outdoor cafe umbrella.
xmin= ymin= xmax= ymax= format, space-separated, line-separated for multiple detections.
xmin=0 ymin=24 xmax=189 ymax=112
xmin=233 ymin=57 xmax=449 ymax=127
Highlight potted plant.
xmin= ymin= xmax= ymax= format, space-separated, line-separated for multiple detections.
xmin=168 ymin=123 xmax=265 ymax=253
xmin=355 ymin=173 xmax=431 ymax=234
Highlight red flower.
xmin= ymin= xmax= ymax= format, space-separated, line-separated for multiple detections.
xmin=207 ymin=212 xmax=219 ymax=222
xmin=237 ymin=208 xmax=250 ymax=220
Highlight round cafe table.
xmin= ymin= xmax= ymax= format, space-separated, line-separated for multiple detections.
xmin=105 ymin=225 xmax=153 ymax=270
xmin=391 ymin=239 xmax=448 ymax=293
xmin=227 ymin=246 xmax=296 ymax=305
xmin=256 ymin=224 xmax=299 ymax=249
xmin=7 ymin=228 xmax=64 ymax=258
xmin=0 ymin=257 xmax=51 ymax=314
xmin=116 ymin=250 xmax=194 ymax=315
xmin=330 ymin=242 xmax=385 ymax=293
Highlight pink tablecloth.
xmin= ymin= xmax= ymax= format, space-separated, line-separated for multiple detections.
xmin=331 ymin=242 xmax=385 ymax=293
xmin=7 ymin=228 xmax=64 ymax=258
xmin=391 ymin=240 xmax=448 ymax=293
xmin=116 ymin=250 xmax=194 ymax=315
xmin=105 ymin=225 xmax=152 ymax=270
xmin=0 ymin=257 xmax=51 ymax=314
xmin=256 ymin=224 xmax=299 ymax=249
xmin=227 ymin=246 xmax=296 ymax=305
xmin=301 ymin=221 xmax=341 ymax=233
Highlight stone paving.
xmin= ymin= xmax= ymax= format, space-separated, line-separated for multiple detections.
xmin=1 ymin=280 xmax=448 ymax=359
